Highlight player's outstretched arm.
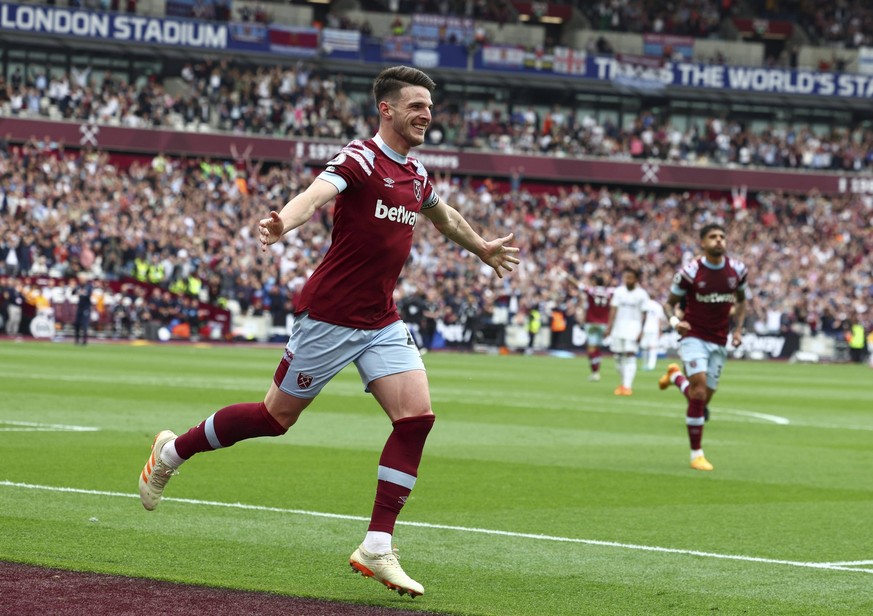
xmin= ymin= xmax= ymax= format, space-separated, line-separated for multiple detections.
xmin=421 ymin=197 xmax=520 ymax=278
xmin=258 ymin=178 xmax=338 ymax=251
xmin=566 ymin=273 xmax=583 ymax=288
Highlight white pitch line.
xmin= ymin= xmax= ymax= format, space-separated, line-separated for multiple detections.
xmin=720 ymin=410 xmax=790 ymax=425
xmin=817 ymin=560 xmax=873 ymax=566
xmin=0 ymin=421 xmax=98 ymax=432
xmin=1 ymin=480 xmax=870 ymax=575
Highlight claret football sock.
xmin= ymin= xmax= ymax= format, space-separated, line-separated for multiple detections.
xmin=590 ymin=349 xmax=601 ymax=373
xmin=368 ymin=414 xmax=434 ymax=534
xmin=173 ymin=401 xmax=287 ymax=460
xmin=686 ymin=399 xmax=706 ymax=450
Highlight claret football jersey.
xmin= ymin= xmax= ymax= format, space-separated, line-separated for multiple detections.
xmin=671 ymin=256 xmax=749 ymax=345
xmin=293 ymin=134 xmax=439 ymax=329
xmin=584 ymin=286 xmax=613 ymax=325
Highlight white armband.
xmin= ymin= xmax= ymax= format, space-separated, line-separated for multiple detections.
xmin=669 ymin=316 xmax=681 ymax=329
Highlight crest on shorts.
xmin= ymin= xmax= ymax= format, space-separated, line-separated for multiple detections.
xmin=297 ymin=372 xmax=313 ymax=389
xmin=413 ymin=180 xmax=422 ymax=202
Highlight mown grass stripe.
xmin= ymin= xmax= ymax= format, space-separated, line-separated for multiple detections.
xmin=2 ymin=480 xmax=870 ymax=576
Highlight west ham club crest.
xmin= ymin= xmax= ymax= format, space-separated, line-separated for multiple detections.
xmin=413 ymin=180 xmax=422 ymax=202
xmin=297 ymin=373 xmax=313 ymax=389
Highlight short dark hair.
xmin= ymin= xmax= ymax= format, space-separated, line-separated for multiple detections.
xmin=699 ymin=223 xmax=726 ymax=239
xmin=623 ymin=266 xmax=641 ymax=279
xmin=373 ymin=66 xmax=436 ymax=106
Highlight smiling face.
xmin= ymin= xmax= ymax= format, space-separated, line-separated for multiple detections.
xmin=379 ymin=85 xmax=433 ymax=154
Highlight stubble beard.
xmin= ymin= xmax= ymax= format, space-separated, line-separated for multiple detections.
xmin=407 ymin=127 xmax=426 ymax=147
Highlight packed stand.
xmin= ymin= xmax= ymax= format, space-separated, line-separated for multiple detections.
xmin=582 ymin=0 xmax=729 ymax=37
xmin=5 ymin=62 xmax=873 ymax=173
xmin=360 ymin=0 xmax=516 ymax=24
xmin=431 ymin=106 xmax=873 ymax=172
xmin=1 ymin=144 xmax=871 ymax=345
xmin=750 ymin=0 xmax=873 ymax=49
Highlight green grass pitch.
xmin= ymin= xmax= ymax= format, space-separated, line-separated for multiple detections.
xmin=1 ymin=340 xmax=872 ymax=615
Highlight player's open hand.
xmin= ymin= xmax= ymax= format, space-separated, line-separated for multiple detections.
xmin=481 ymin=233 xmax=520 ymax=279
xmin=258 ymin=211 xmax=284 ymax=251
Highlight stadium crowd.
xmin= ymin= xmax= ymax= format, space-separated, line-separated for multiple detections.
xmin=1 ymin=143 xmax=870 ymax=346
xmin=62 ymin=0 xmax=870 ymax=51
xmin=360 ymin=0 xmax=872 ymax=50
xmin=748 ymin=0 xmax=873 ymax=49
xmin=581 ymin=0 xmax=727 ymax=38
xmin=3 ymin=62 xmax=873 ymax=173
xmin=581 ymin=0 xmax=872 ymax=50
xmin=12 ymin=0 xmax=873 ymax=52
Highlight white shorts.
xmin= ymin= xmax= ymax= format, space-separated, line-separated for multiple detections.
xmin=273 ymin=313 xmax=425 ymax=399
xmin=610 ymin=337 xmax=639 ymax=355
xmin=639 ymin=332 xmax=659 ymax=348
xmin=678 ymin=336 xmax=727 ymax=390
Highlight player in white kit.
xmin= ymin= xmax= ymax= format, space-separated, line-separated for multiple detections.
xmin=640 ymin=297 xmax=666 ymax=371
xmin=606 ymin=268 xmax=650 ymax=395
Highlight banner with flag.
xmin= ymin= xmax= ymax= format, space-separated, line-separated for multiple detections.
xmin=410 ymin=14 xmax=474 ymax=45
xmin=227 ymin=21 xmax=267 ymax=52
xmin=553 ymin=47 xmax=586 ymax=75
xmin=267 ymin=25 xmax=319 ymax=56
xmin=321 ymin=27 xmax=360 ymax=53
xmin=482 ymin=45 xmax=525 ymax=69
xmin=642 ymin=34 xmax=694 ymax=61
xmin=383 ymin=35 xmax=414 ymax=61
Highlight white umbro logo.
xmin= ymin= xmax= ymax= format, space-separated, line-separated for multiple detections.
xmin=383 ymin=177 xmax=395 ymax=188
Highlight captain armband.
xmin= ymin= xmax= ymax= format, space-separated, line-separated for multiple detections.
xmin=421 ymin=192 xmax=439 ymax=209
